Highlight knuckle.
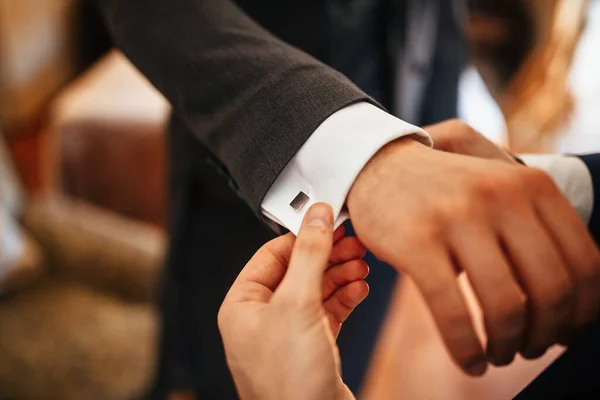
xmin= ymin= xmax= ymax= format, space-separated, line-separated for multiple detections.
xmin=321 ymin=277 xmax=339 ymax=299
xmin=487 ymin=292 xmax=526 ymax=335
xmin=431 ymin=305 xmax=483 ymax=370
xmin=421 ymin=277 xmax=453 ymax=305
xmin=406 ymin=224 xmax=444 ymax=249
xmin=536 ymin=279 xmax=575 ymax=315
xmin=439 ymin=308 xmax=472 ymax=331
xmin=474 ymin=179 xmax=502 ymax=202
xmin=236 ymin=284 xmax=266 ymax=303
xmin=471 ymin=172 xmax=517 ymax=205
xmin=453 ymin=342 xmax=484 ymax=372
xmin=577 ymin=256 xmax=600 ymax=285
xmin=438 ymin=195 xmax=475 ymax=222
xmin=525 ymin=168 xmax=557 ymax=194
xmin=472 ymin=170 xmax=508 ymax=202
xmin=442 ymin=327 xmax=482 ymax=368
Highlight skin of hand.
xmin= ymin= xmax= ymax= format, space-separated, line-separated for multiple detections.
xmin=426 ymin=119 xmax=517 ymax=163
xmin=218 ymin=203 xmax=368 ymax=400
xmin=429 ymin=119 xmax=600 ymax=349
xmin=347 ymin=119 xmax=600 ymax=376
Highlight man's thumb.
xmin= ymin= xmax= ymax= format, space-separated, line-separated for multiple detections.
xmin=276 ymin=203 xmax=334 ymax=300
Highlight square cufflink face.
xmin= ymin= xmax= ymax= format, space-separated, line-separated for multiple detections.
xmin=290 ymin=191 xmax=309 ymax=211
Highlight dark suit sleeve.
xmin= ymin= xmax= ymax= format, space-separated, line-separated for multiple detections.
xmin=90 ymin=0 xmax=377 ymax=214
xmin=578 ymin=154 xmax=600 ymax=242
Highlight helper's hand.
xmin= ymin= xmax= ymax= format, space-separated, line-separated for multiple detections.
xmin=347 ymin=120 xmax=600 ymax=375
xmin=218 ymin=203 xmax=368 ymax=400
xmin=426 ymin=119 xmax=516 ymax=163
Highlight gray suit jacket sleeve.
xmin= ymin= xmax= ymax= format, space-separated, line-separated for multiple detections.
xmin=91 ymin=0 xmax=378 ymax=213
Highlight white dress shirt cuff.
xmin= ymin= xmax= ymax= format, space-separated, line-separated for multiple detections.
xmin=261 ymin=102 xmax=431 ymax=234
xmin=520 ymin=154 xmax=594 ymax=224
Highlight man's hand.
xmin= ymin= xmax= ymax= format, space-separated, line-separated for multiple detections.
xmin=218 ymin=203 xmax=368 ymax=400
xmin=347 ymin=120 xmax=600 ymax=375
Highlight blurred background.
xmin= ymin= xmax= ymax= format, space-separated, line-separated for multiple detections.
xmin=0 ymin=0 xmax=598 ymax=399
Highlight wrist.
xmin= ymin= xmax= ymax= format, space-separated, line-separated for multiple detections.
xmin=347 ymin=137 xmax=428 ymax=214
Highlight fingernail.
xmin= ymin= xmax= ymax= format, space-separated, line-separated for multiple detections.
xmin=306 ymin=203 xmax=332 ymax=228
xmin=468 ymin=361 xmax=487 ymax=376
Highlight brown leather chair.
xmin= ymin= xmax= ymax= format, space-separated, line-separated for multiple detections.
xmin=0 ymin=50 xmax=170 ymax=400
xmin=46 ymin=49 xmax=171 ymax=227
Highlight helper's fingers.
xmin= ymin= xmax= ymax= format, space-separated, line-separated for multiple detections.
xmin=426 ymin=120 xmax=516 ymax=164
xmin=276 ymin=203 xmax=335 ymax=302
xmin=409 ymin=246 xmax=487 ymax=376
xmin=228 ymin=215 xmax=344 ymax=305
xmin=532 ymin=175 xmax=600 ymax=341
xmin=333 ymin=225 xmax=346 ymax=243
xmin=329 ymin=236 xmax=367 ymax=265
xmin=226 ymin=233 xmax=296 ymax=303
xmin=234 ymin=233 xmax=296 ymax=291
xmin=324 ymin=280 xmax=369 ymax=338
xmin=449 ymin=223 xmax=526 ymax=366
xmin=322 ymin=259 xmax=370 ymax=301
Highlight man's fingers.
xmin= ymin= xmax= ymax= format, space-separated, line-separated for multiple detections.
xmin=533 ymin=182 xmax=600 ymax=339
xmin=276 ymin=203 xmax=335 ymax=301
xmin=322 ymin=259 xmax=370 ymax=301
xmin=499 ymin=204 xmax=574 ymax=358
xmin=449 ymin=224 xmax=526 ymax=366
xmin=329 ymin=236 xmax=367 ymax=265
xmin=324 ymin=280 xmax=369 ymax=338
xmin=410 ymin=248 xmax=487 ymax=376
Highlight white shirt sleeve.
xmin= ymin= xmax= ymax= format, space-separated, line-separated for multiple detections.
xmin=260 ymin=102 xmax=431 ymax=235
xmin=520 ymin=154 xmax=594 ymax=224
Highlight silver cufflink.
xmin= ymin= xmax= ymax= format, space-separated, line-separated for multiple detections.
xmin=290 ymin=191 xmax=309 ymax=211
